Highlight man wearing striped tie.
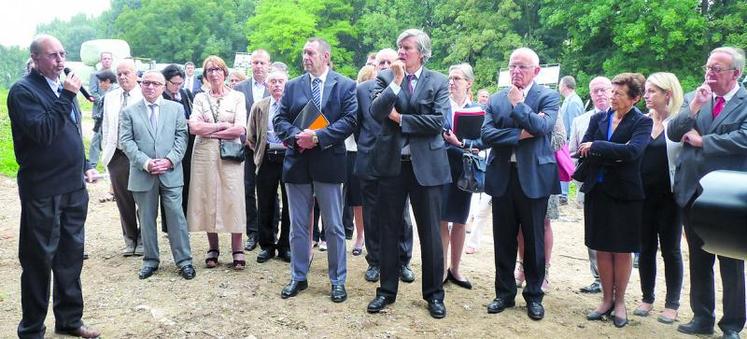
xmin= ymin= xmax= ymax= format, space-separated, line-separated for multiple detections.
xmin=273 ymin=37 xmax=358 ymax=303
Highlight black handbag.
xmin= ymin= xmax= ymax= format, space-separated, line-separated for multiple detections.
xmin=457 ymin=142 xmax=486 ymax=193
xmin=208 ymin=95 xmax=245 ymax=162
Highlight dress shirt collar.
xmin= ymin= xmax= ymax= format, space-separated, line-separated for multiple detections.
xmin=407 ymin=66 xmax=423 ymax=80
xmin=45 ymin=76 xmax=61 ymax=95
xmin=521 ymin=82 xmax=535 ymax=97
xmin=720 ymin=83 xmax=740 ymax=102
xmin=145 ymin=97 xmax=162 ymax=106
xmin=310 ymin=68 xmax=329 ymax=84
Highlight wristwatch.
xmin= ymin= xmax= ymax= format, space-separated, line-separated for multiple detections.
xmin=311 ymin=132 xmax=319 ymax=145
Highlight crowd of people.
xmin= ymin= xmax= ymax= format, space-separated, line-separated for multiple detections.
xmin=6 ymin=29 xmax=747 ymax=339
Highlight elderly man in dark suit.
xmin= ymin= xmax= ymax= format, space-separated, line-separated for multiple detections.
xmin=365 ymin=29 xmax=451 ymax=319
xmin=8 ymin=34 xmax=101 ymax=339
xmin=273 ymin=37 xmax=357 ymax=303
xmin=354 ymin=48 xmax=416 ymax=283
xmin=668 ymin=46 xmax=747 ymax=339
xmin=234 ymin=49 xmax=272 ymax=252
xmin=481 ymin=47 xmax=561 ymax=321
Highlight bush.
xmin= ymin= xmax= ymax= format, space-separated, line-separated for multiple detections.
xmin=0 ymin=88 xmax=18 ymax=177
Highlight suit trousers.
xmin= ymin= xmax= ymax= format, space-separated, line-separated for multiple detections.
xmin=88 ymin=118 xmax=102 ymax=168
xmin=492 ymin=165 xmax=548 ymax=303
xmin=256 ymin=151 xmax=290 ymax=251
xmin=682 ymin=198 xmax=745 ymax=332
xmin=286 ymin=182 xmax=347 ymax=284
xmin=107 ymin=149 xmax=140 ymax=247
xmin=18 ymin=188 xmax=87 ymax=338
xmin=360 ymin=178 xmax=414 ymax=267
xmin=376 ymin=161 xmax=444 ymax=301
xmin=132 ymin=184 xmax=192 ymax=269
xmin=244 ymin=147 xmax=258 ymax=236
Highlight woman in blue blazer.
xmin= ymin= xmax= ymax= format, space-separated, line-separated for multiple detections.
xmin=440 ymin=63 xmax=484 ymax=289
xmin=576 ymin=73 xmax=652 ymax=328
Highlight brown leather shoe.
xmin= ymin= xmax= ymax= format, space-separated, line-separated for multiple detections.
xmin=55 ymin=325 xmax=101 ymax=338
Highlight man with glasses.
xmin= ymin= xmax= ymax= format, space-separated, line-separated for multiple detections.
xmin=235 ymin=49 xmax=272 ymax=252
xmin=481 ymin=47 xmax=561 ymax=320
xmin=8 ymin=34 xmax=101 ymax=339
xmin=102 ymin=60 xmax=144 ymax=256
xmin=669 ymin=46 xmax=747 ymax=339
xmin=354 ymin=47 xmax=416 ymax=284
xmin=119 ymin=70 xmax=195 ymax=280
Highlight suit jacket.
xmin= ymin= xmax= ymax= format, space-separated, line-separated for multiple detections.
xmin=352 ymin=79 xmax=379 ymax=180
xmin=246 ymin=96 xmax=274 ymax=168
xmin=101 ymin=86 xmax=143 ymax=166
xmin=481 ymin=83 xmax=561 ymax=199
xmin=7 ymin=69 xmax=91 ymax=199
xmin=369 ymin=68 xmax=451 ymax=186
xmin=273 ymin=70 xmax=358 ymax=184
xmin=234 ymin=77 xmax=270 ymax=124
xmin=162 ymin=88 xmax=194 ymax=121
xmin=576 ymin=107 xmax=653 ymax=200
xmin=668 ymin=86 xmax=747 ymax=207
xmin=119 ymin=98 xmax=188 ymax=192
xmin=186 ymin=75 xmax=202 ymax=94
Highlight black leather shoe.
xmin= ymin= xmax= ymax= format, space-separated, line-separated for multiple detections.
xmin=281 ymin=280 xmax=308 ymax=299
xmin=447 ymin=269 xmax=472 ymax=289
xmin=580 ymin=281 xmax=602 ymax=293
xmin=722 ymin=330 xmax=742 ymax=339
xmin=400 ymin=265 xmax=415 ymax=283
xmin=365 ymin=265 xmax=380 ymax=282
xmin=487 ymin=297 xmax=515 ymax=314
xmin=54 ymin=325 xmax=101 ymax=338
xmin=367 ymin=295 xmax=395 ymax=313
xmin=179 ymin=265 xmax=196 ymax=280
xmin=331 ymin=284 xmax=347 ymax=303
xmin=527 ymin=301 xmax=545 ymax=320
xmin=138 ymin=266 xmax=158 ymax=279
xmin=277 ymin=249 xmax=291 ymax=262
xmin=257 ymin=249 xmax=275 ymax=263
xmin=245 ymin=233 xmax=258 ymax=251
xmin=586 ymin=306 xmax=613 ymax=321
xmin=427 ymin=299 xmax=446 ymax=319
xmin=677 ymin=318 xmax=714 ymax=335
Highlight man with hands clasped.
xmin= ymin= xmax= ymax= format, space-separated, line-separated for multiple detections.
xmin=119 ymin=70 xmax=195 ymax=281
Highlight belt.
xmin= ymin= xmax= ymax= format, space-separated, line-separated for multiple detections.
xmin=266 ymin=148 xmax=285 ymax=155
xmin=401 ymin=154 xmax=412 ymax=161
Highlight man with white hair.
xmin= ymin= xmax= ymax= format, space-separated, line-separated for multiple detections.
xmin=102 ymin=59 xmax=144 ymax=256
xmin=668 ymin=46 xmax=747 ymax=339
xmin=481 ymin=47 xmax=561 ymax=320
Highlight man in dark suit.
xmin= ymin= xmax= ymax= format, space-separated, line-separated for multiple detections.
xmin=8 ymin=34 xmax=101 ymax=339
xmin=353 ymin=47 xmax=415 ymax=283
xmin=365 ymin=29 xmax=450 ymax=319
xmin=668 ymin=46 xmax=747 ymax=339
xmin=481 ymin=47 xmax=561 ymax=321
xmin=184 ymin=61 xmax=202 ymax=94
xmin=274 ymin=37 xmax=357 ymax=303
xmin=234 ymin=49 xmax=272 ymax=252
xmin=120 ymin=71 xmax=195 ymax=280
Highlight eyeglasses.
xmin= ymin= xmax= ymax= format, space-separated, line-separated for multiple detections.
xmin=206 ymin=67 xmax=223 ymax=73
xmin=45 ymin=51 xmax=66 ymax=60
xmin=141 ymin=81 xmax=164 ymax=87
xmin=449 ymin=76 xmax=466 ymax=81
xmin=508 ymin=64 xmax=535 ymax=71
xmin=167 ymin=80 xmax=184 ymax=87
xmin=702 ymin=65 xmax=736 ymax=73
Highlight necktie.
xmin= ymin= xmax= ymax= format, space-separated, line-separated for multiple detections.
xmin=406 ymin=74 xmax=416 ymax=94
xmin=268 ymin=102 xmax=281 ymax=144
xmin=148 ymin=104 xmax=158 ymax=132
xmin=57 ymin=84 xmax=77 ymax=123
xmin=713 ymin=96 xmax=725 ymax=118
xmin=116 ymin=92 xmax=130 ymax=149
xmin=122 ymin=92 xmax=130 ymax=111
xmin=312 ymin=78 xmax=321 ymax=111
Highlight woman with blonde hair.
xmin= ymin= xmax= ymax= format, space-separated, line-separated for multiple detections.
xmin=187 ymin=55 xmax=248 ymax=270
xmin=633 ymin=72 xmax=684 ymax=324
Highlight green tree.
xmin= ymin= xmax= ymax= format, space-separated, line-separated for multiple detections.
xmin=0 ymin=46 xmax=28 ymax=89
xmin=35 ymin=13 xmax=103 ymax=61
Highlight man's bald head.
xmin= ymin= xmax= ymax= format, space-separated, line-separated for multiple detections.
xmin=29 ymin=34 xmax=66 ymax=79
xmin=116 ymin=60 xmax=138 ymax=92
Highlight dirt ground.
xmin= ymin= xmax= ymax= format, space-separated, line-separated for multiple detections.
xmin=0 ymin=173 xmax=735 ymax=339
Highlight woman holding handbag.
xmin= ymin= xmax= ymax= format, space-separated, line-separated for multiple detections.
xmin=440 ymin=63 xmax=484 ymax=289
xmin=187 ymin=56 xmax=248 ymax=270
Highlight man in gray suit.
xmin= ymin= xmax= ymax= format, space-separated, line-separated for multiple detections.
xmin=481 ymin=47 xmax=561 ymax=320
xmin=668 ymin=46 xmax=746 ymax=339
xmin=365 ymin=29 xmax=450 ymax=319
xmin=119 ymin=71 xmax=195 ymax=280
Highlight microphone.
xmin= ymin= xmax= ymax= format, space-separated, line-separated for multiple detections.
xmin=63 ymin=67 xmax=93 ymax=101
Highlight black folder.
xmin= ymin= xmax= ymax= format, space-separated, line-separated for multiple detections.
xmin=293 ymin=101 xmax=329 ymax=130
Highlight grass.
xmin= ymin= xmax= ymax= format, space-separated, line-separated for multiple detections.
xmin=0 ymin=89 xmax=18 ymax=177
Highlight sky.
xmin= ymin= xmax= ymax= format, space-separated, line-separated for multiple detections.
xmin=0 ymin=0 xmax=110 ymax=48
